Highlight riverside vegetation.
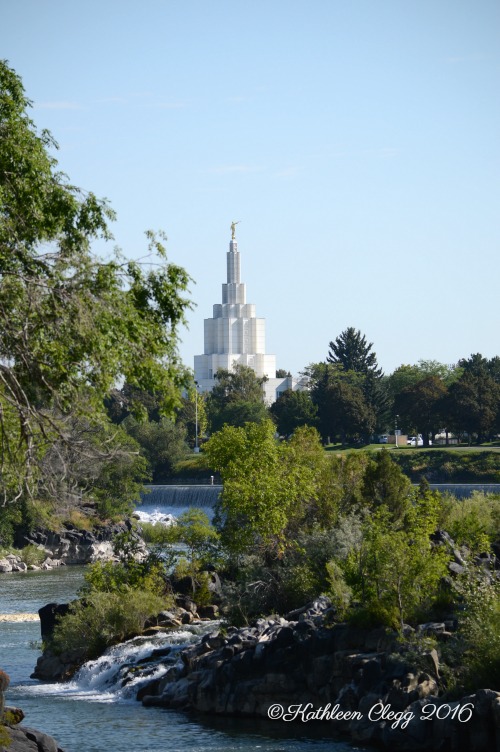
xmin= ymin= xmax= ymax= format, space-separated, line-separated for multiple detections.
xmin=30 ymin=425 xmax=500 ymax=751
xmin=36 ymin=425 xmax=500 ymax=694
xmin=1 ymin=60 xmax=500 ymax=750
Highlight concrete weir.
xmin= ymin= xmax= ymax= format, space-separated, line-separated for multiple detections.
xmin=140 ymin=484 xmax=222 ymax=508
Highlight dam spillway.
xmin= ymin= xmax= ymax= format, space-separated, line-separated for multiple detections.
xmin=139 ymin=484 xmax=222 ymax=509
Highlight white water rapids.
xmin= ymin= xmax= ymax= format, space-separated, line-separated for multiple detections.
xmin=21 ymin=623 xmax=218 ymax=704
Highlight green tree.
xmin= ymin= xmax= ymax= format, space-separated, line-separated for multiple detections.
xmin=176 ymin=387 xmax=208 ymax=448
xmin=326 ymin=328 xmax=388 ymax=433
xmin=203 ymin=419 xmax=322 ymax=556
xmin=327 ymin=327 xmax=383 ymax=377
xmin=269 ymin=388 xmax=318 ymax=435
xmin=124 ymin=416 xmax=188 ymax=482
xmin=444 ymin=371 xmax=500 ymax=444
xmin=169 ymin=508 xmax=220 ymax=568
xmin=394 ymin=375 xmax=448 ymax=446
xmin=0 ymin=61 xmax=192 ymax=513
xmin=386 ymin=360 xmax=461 ymax=401
xmin=347 ymin=507 xmax=449 ymax=629
xmin=206 ymin=364 xmax=268 ymax=433
xmin=361 ymin=448 xmax=413 ymax=522
xmin=309 ymin=364 xmax=376 ymax=444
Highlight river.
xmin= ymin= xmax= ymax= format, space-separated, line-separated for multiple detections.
xmin=1 ymin=565 xmax=360 ymax=752
xmin=4 ymin=483 xmax=498 ymax=750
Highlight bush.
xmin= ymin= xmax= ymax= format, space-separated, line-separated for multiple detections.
xmin=82 ymin=557 xmax=168 ymax=598
xmin=139 ymin=521 xmax=176 ymax=546
xmin=441 ymin=492 xmax=500 ymax=554
xmin=20 ymin=544 xmax=46 ymax=567
xmin=51 ymin=588 xmax=168 ymax=660
xmin=456 ymin=568 xmax=500 ymax=690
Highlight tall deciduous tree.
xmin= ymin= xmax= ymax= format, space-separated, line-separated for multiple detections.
xmin=445 ymin=372 xmax=500 ymax=444
xmin=0 ymin=61 xmax=192 ymax=508
xmin=269 ymin=388 xmax=318 ymax=435
xmin=203 ymin=420 xmax=323 ymax=556
xmin=205 ymin=364 xmax=268 ymax=433
xmin=394 ymin=375 xmax=448 ymax=446
xmin=308 ymin=363 xmax=376 ymax=445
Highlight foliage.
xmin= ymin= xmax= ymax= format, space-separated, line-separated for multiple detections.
xmin=324 ymin=453 xmax=371 ymax=514
xmin=440 ymin=492 xmax=500 ymax=554
xmin=0 ymin=504 xmax=21 ymax=546
xmin=19 ymin=544 xmax=46 ymax=567
xmin=308 ymin=363 xmax=376 ymax=444
xmin=343 ymin=506 xmax=450 ymax=629
xmin=444 ymin=371 xmax=500 ymax=443
xmin=324 ymin=559 xmax=352 ymax=618
xmin=0 ymin=61 xmax=192 ymax=517
xmin=123 ymin=416 xmax=188 ymax=482
xmin=269 ymin=389 xmax=318 ymax=435
xmin=327 ymin=327 xmax=388 ymax=430
xmin=204 ymin=420 xmax=323 ymax=556
xmin=394 ymin=375 xmax=447 ymax=446
xmin=81 ymin=529 xmax=170 ymax=597
xmin=51 ymin=588 xmax=167 ymax=660
xmin=167 ymin=508 xmax=220 ymax=568
xmin=82 ymin=556 xmax=167 ymax=598
xmin=454 ymin=567 xmax=500 ymax=690
xmin=391 ymin=449 xmax=500 ymax=483
xmin=361 ymin=448 xmax=413 ymax=522
xmin=176 ymin=387 xmax=208 ymax=448
xmin=209 ymin=400 xmax=269 ymax=433
xmin=205 ymin=364 xmax=268 ymax=433
xmin=105 ymin=383 xmax=162 ymax=424
xmin=139 ymin=521 xmax=176 ymax=546
xmin=385 ymin=360 xmax=461 ymax=404
xmin=327 ymin=327 xmax=383 ymax=378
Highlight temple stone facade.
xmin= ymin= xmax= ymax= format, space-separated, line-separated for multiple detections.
xmin=194 ymin=230 xmax=295 ymax=404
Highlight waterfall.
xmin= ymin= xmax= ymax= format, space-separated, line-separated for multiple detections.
xmin=140 ymin=485 xmax=222 ymax=508
xmin=21 ymin=624 xmax=218 ymax=703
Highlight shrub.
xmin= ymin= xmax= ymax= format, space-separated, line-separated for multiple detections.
xmin=139 ymin=521 xmax=176 ymax=546
xmin=441 ymin=492 xmax=500 ymax=554
xmin=325 ymin=560 xmax=352 ymax=619
xmin=20 ymin=545 xmax=46 ymax=567
xmin=51 ymin=588 xmax=168 ymax=660
xmin=82 ymin=557 xmax=168 ymax=598
xmin=456 ymin=568 xmax=500 ymax=690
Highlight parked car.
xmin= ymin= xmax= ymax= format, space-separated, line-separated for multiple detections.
xmin=379 ymin=435 xmax=389 ymax=444
xmin=407 ymin=435 xmax=423 ymax=447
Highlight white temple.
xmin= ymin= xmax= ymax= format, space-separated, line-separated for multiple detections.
xmin=194 ymin=226 xmax=296 ymax=403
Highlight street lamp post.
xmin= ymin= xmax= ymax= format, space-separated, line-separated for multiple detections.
xmin=194 ymin=381 xmax=200 ymax=453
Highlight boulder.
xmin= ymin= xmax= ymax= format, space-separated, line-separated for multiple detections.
xmin=3 ymin=726 xmax=65 ymax=752
xmin=38 ymin=603 xmax=70 ymax=640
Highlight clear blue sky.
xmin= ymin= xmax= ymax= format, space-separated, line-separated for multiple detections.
xmin=1 ymin=0 xmax=499 ymax=377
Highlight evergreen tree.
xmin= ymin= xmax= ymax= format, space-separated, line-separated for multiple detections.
xmin=327 ymin=327 xmax=389 ymax=434
xmin=327 ymin=327 xmax=383 ymax=378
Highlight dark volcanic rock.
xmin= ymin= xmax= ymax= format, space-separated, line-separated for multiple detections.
xmin=138 ymin=597 xmax=500 ymax=752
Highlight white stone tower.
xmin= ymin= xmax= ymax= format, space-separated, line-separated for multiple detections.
xmin=194 ymin=226 xmax=276 ymax=394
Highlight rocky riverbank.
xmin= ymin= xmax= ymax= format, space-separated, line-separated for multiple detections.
xmin=139 ymin=597 xmax=500 ymax=752
xmin=0 ymin=670 xmax=65 ymax=752
xmin=0 ymin=520 xmax=141 ymax=573
xmin=32 ymin=596 xmax=219 ymax=682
